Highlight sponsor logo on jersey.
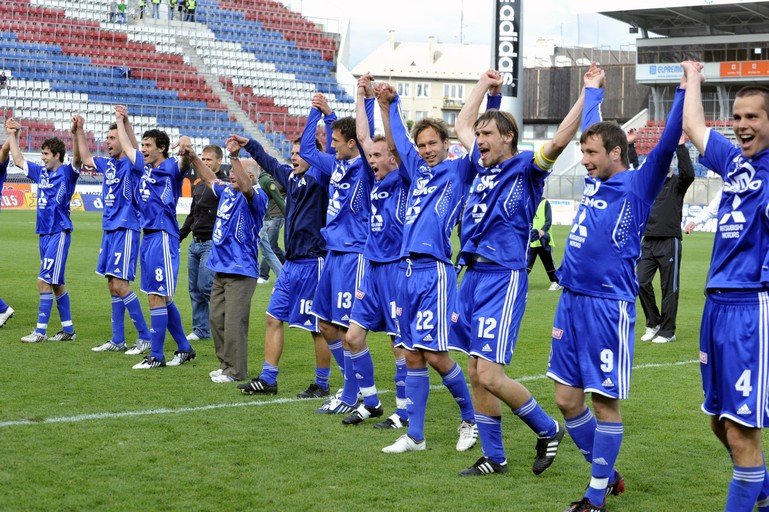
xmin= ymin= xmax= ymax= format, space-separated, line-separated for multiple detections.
xmin=737 ymin=404 xmax=752 ymax=415
xmin=470 ymin=202 xmax=488 ymax=223
xmin=481 ymin=344 xmax=492 ymax=353
xmin=718 ymin=195 xmax=747 ymax=240
xmin=304 ymin=319 xmax=313 ymax=326
xmin=341 ymin=314 xmax=350 ymax=321
xmin=370 ymin=204 xmax=383 ymax=232
xmin=552 ymin=327 xmax=563 ymax=340
xmin=423 ymin=334 xmax=434 ymax=342
xmin=602 ymin=378 xmax=614 ymax=388
xmin=568 ymin=210 xmax=588 ymax=248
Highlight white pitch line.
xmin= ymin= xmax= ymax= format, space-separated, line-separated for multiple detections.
xmin=0 ymin=359 xmax=699 ymax=429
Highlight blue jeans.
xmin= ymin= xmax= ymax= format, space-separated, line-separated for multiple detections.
xmin=259 ymin=217 xmax=285 ymax=279
xmin=188 ymin=239 xmax=213 ymax=338
xmin=168 ymin=4 xmax=174 ymax=19
xmin=151 ymin=3 xmax=160 ymax=18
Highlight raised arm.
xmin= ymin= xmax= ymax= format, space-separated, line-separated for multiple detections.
xmin=356 ymin=74 xmax=376 ymax=155
xmin=5 ymin=118 xmax=25 ymax=169
xmin=115 ymin=107 xmax=137 ymax=164
xmin=537 ymin=66 xmax=601 ymax=165
xmin=379 ymin=84 xmax=421 ymax=177
xmin=580 ymin=63 xmax=604 ymax=131
xmin=0 ymin=137 xmax=9 ymax=164
xmin=681 ymin=61 xmax=708 ymax=155
xmin=676 ymin=135 xmax=695 ymax=192
xmin=181 ymin=144 xmax=217 ymax=189
xmin=456 ymin=69 xmax=503 ymax=151
xmin=374 ymin=83 xmax=401 ymax=167
xmin=174 ymin=135 xmax=192 ymax=172
xmin=226 ymin=139 xmax=254 ymax=200
xmin=313 ymin=93 xmax=337 ymax=155
xmin=299 ymin=95 xmax=335 ymax=173
xmin=117 ymin=105 xmax=139 ymax=150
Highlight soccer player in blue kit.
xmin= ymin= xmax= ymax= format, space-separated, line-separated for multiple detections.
xmin=550 ymin=73 xmax=686 ymax=511
xmin=233 ymin=133 xmax=332 ymax=397
xmin=682 ymin=60 xmax=769 ymax=512
xmin=115 ymin=113 xmax=197 ymax=369
xmin=451 ymin=66 xmax=602 ymax=477
xmin=376 ymin=82 xmax=481 ymax=454
xmin=73 ymin=109 xmax=152 ymax=354
xmin=299 ymin=93 xmax=374 ymax=414
xmin=339 ymin=73 xmax=411 ymax=427
xmin=0 ymin=136 xmax=15 ymax=328
xmin=6 ymin=118 xmax=78 ymax=343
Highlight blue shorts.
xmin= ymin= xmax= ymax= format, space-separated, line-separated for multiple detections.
xmin=38 ymin=231 xmax=71 ymax=285
xmin=700 ymin=291 xmax=769 ymax=428
xmin=267 ymin=257 xmax=324 ymax=332
xmin=547 ymin=289 xmax=635 ymax=399
xmin=96 ymin=228 xmax=140 ymax=281
xmin=140 ymin=231 xmax=180 ymax=297
xmin=311 ymin=251 xmax=365 ymax=328
xmin=395 ymin=257 xmax=457 ymax=352
xmin=451 ymin=264 xmax=527 ymax=365
xmin=350 ymin=260 xmax=401 ymax=335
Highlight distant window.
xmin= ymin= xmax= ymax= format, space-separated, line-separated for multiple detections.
xmin=397 ymin=82 xmax=411 ymax=97
xmin=443 ymin=83 xmax=464 ymax=100
xmin=442 ymin=112 xmax=457 ymax=125
xmin=415 ymin=111 xmax=428 ymax=121
xmin=416 ymin=83 xmax=431 ymax=98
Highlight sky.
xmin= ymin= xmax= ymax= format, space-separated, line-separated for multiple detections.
xmin=281 ymin=0 xmax=642 ymax=68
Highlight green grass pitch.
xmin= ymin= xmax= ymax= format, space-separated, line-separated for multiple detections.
xmin=0 ymin=210 xmax=751 ymax=510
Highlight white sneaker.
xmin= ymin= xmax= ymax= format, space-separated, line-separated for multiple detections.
xmin=92 ymin=340 xmax=128 ymax=352
xmin=456 ymin=420 xmax=479 ymax=452
xmin=651 ymin=334 xmax=676 ymax=344
xmin=211 ymin=373 xmax=237 ymax=383
xmin=186 ymin=332 xmax=201 ymax=341
xmin=640 ymin=325 xmax=660 ymax=342
xmin=257 ymin=277 xmax=269 ymax=284
xmin=125 ymin=339 xmax=151 ymax=355
xmin=21 ymin=331 xmax=46 ymax=343
xmin=382 ymin=434 xmax=426 ymax=453
xmin=548 ymin=282 xmax=563 ymax=291
xmin=0 ymin=306 xmax=15 ymax=327
xmin=209 ymin=368 xmax=224 ymax=378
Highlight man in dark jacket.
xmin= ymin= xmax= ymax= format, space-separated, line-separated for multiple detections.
xmin=180 ymin=145 xmax=227 ymax=342
xmin=636 ymin=135 xmax=695 ymax=344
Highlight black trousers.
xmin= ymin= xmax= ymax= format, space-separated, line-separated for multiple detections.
xmin=637 ymin=237 xmax=682 ymax=337
xmin=526 ymin=246 xmax=558 ymax=283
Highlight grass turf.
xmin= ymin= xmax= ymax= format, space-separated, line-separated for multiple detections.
xmin=0 ymin=210 xmax=748 ymax=510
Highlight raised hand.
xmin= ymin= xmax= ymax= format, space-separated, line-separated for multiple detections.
xmin=312 ymin=93 xmax=331 ymax=115
xmin=226 ymin=134 xmax=248 ymax=148
xmin=479 ymin=69 xmax=503 ymax=94
xmin=5 ymin=118 xmax=20 ymax=135
xmin=375 ymin=83 xmax=396 ymax=105
xmin=584 ymin=62 xmax=605 ymax=88
xmin=626 ymin=128 xmax=637 ymax=144
xmin=225 ymin=139 xmax=240 ymax=156
xmin=357 ymin=73 xmax=375 ymax=98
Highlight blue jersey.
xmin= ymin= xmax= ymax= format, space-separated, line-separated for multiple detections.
xmin=558 ymin=88 xmax=685 ymax=302
xmin=364 ymin=164 xmax=410 ymax=263
xmin=94 ymin=156 xmax=142 ymax=231
xmin=389 ymin=94 xmax=475 ymax=263
xmin=25 ymin=161 xmax=79 ymax=235
xmin=134 ymin=152 xmax=187 ymax=237
xmin=206 ymin=181 xmax=268 ymax=279
xmin=244 ymin=139 xmax=328 ymax=260
xmin=459 ymin=87 xmax=604 ymax=269
xmin=700 ymin=130 xmax=769 ymax=290
xmin=300 ymin=104 xmax=374 ymax=253
xmin=459 ymin=145 xmax=548 ymax=269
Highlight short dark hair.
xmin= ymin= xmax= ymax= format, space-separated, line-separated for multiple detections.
xmin=41 ymin=137 xmax=66 ymax=162
xmin=108 ymin=122 xmax=118 ymax=131
xmin=331 ymin=117 xmax=356 ymax=142
xmin=293 ymin=136 xmax=322 ymax=150
xmin=473 ymin=110 xmax=519 ymax=154
xmin=580 ymin=122 xmax=629 ymax=168
xmin=735 ymin=85 xmax=769 ymax=117
xmin=371 ymin=134 xmax=400 ymax=161
xmin=202 ymin=144 xmax=223 ymax=159
xmin=142 ymin=129 xmax=170 ymax=158
xmin=412 ymin=118 xmax=449 ymax=142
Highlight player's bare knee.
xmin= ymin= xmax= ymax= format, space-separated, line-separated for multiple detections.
xmin=425 ymin=351 xmax=454 ymax=373
xmin=265 ymin=314 xmax=282 ymax=330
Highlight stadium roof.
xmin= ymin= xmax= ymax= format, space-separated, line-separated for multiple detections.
xmin=594 ymin=1 xmax=769 ymax=37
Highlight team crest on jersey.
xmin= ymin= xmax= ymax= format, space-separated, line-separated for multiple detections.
xmin=583 ymin=180 xmax=601 ymax=197
xmin=473 ymin=174 xmax=499 ymax=193
xmin=451 ymin=312 xmax=459 ymax=323
xmin=355 ymin=290 xmax=364 ymax=300
xmin=552 ymin=327 xmax=563 ymax=340
xmin=396 ymin=307 xmax=403 ymax=316
xmin=699 ymin=351 xmax=708 ymax=364
xmin=725 ymin=159 xmax=761 ymax=194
